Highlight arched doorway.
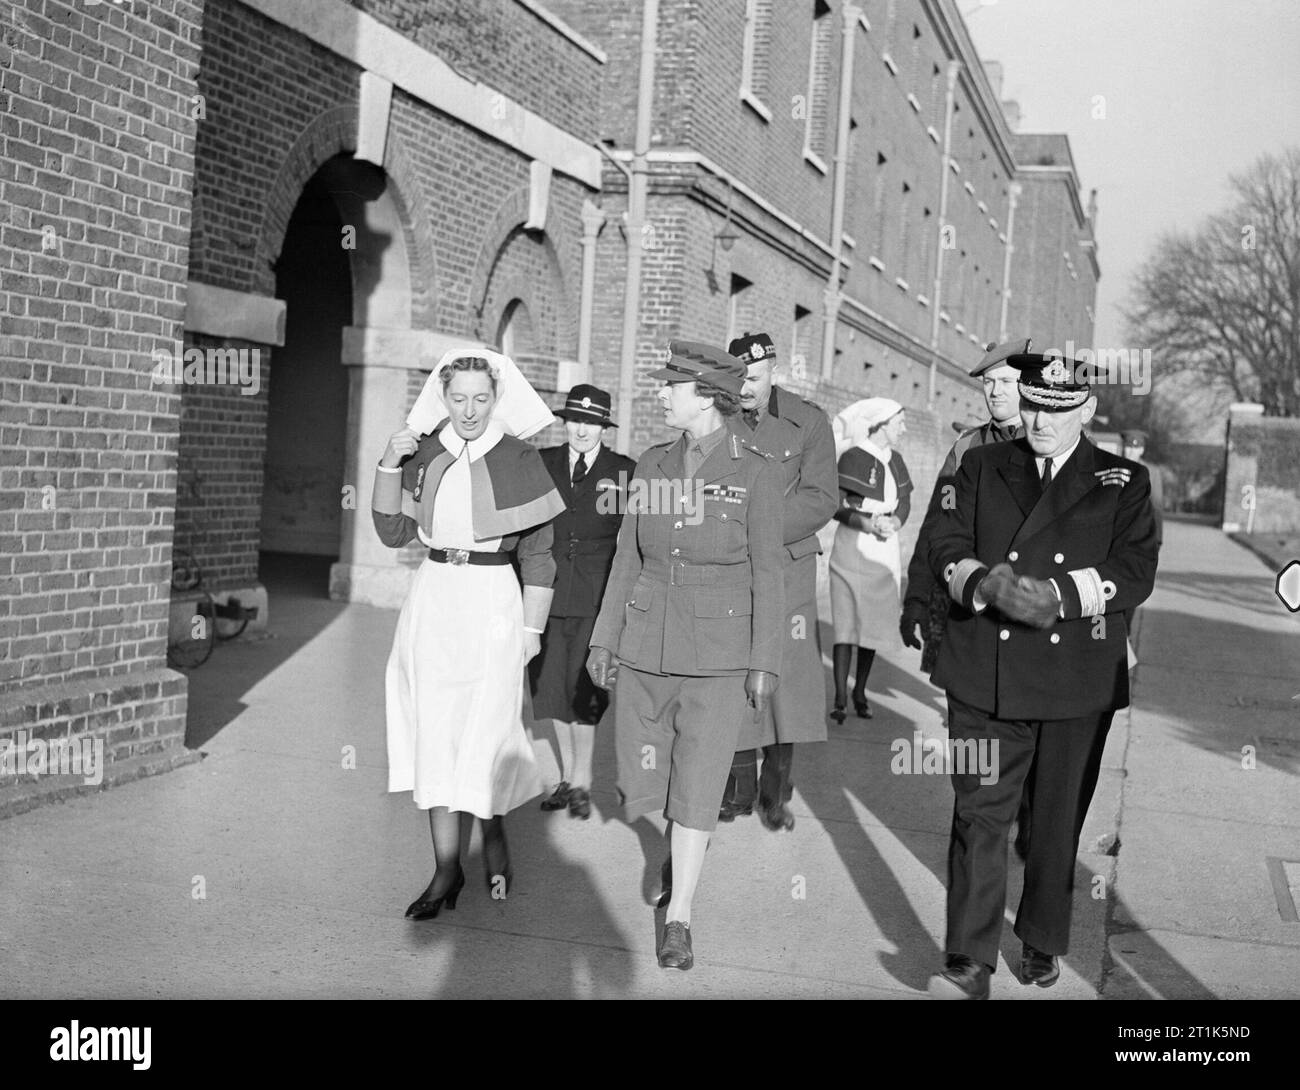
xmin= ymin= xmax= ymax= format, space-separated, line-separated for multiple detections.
xmin=258 ymin=166 xmax=354 ymax=593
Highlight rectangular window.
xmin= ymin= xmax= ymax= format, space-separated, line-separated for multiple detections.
xmin=803 ymin=0 xmax=834 ymax=163
xmin=727 ymin=273 xmax=755 ymax=346
xmin=741 ymin=0 xmax=774 ymax=118
xmin=792 ymin=304 xmax=813 ymax=381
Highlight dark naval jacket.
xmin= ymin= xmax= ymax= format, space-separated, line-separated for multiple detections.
xmin=927 ymin=436 xmax=1158 ymax=720
xmin=539 ymin=443 xmax=637 ymax=618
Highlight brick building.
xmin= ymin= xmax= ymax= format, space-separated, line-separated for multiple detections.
xmin=1 ymin=0 xmax=1097 ymax=811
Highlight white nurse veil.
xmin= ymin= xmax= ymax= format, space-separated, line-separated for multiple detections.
xmin=832 ymin=397 xmax=903 ymax=457
xmin=406 ymin=348 xmax=555 ymax=440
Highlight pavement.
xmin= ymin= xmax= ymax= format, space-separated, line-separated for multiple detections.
xmin=1 ymin=523 xmax=1296 ymax=1000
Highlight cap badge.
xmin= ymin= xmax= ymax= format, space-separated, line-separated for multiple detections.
xmin=1043 ymin=358 xmax=1070 ymax=384
xmin=581 ymin=397 xmax=591 ymax=408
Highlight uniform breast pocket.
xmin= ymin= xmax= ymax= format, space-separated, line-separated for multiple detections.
xmin=701 ymin=500 xmax=747 ymax=559
xmin=618 ymin=579 xmax=653 ymax=664
xmin=692 ymin=587 xmax=752 ymax=671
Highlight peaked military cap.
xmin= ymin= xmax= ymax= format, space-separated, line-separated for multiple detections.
xmin=1006 ymin=343 xmax=1094 ymax=411
xmin=648 ymin=340 xmax=746 ymax=394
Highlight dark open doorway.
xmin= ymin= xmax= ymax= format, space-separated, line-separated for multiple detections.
xmin=259 ymin=166 xmax=354 ymax=586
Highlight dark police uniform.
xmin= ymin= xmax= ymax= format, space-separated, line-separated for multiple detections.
xmin=590 ymin=381 xmax=785 ymax=833
xmin=530 ymin=441 xmax=636 ymax=724
xmin=927 ymin=353 xmax=1158 ymax=987
xmin=722 ymin=338 xmax=838 ymax=821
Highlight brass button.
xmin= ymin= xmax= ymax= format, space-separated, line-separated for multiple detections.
xmin=1054 ymin=552 xmax=1064 ymax=564
xmin=671 ymin=547 xmax=680 ymax=556
xmin=1008 ymin=551 xmax=1019 ymax=562
xmin=999 ymin=629 xmax=1009 ymax=641
xmin=727 ymin=608 xmax=735 ymax=616
xmin=674 ymin=520 xmax=683 ymax=529
xmin=720 ymin=513 xmax=728 ymax=521
xmin=1050 ymin=633 xmax=1061 ymax=644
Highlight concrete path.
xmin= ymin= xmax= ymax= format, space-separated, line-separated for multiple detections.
xmin=1 ymin=525 xmax=1295 ymax=999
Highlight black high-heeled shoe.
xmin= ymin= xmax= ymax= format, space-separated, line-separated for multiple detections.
xmin=830 ymin=702 xmax=847 ymax=724
xmin=405 ymin=866 xmax=465 ymax=920
xmin=483 ymin=824 xmax=512 ymax=900
xmin=853 ymin=696 xmax=873 ymax=719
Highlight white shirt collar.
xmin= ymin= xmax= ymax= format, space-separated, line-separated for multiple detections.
xmin=1037 ymin=435 xmax=1081 ymax=474
xmin=858 ymin=436 xmax=894 ymax=464
xmin=568 ymin=443 xmax=599 ymax=470
xmin=439 ymin=420 xmax=504 ymax=462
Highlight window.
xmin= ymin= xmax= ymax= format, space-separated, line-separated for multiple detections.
xmin=792 ymin=304 xmax=813 ymax=380
xmin=803 ymin=0 xmax=834 ymax=167
xmin=740 ymin=0 xmax=774 ymax=118
xmin=727 ymin=274 xmax=755 ymax=346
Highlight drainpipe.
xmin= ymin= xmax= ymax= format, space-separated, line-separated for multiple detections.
xmin=614 ymin=0 xmax=660 ymax=455
xmin=577 ymin=198 xmax=605 ymax=382
xmin=820 ymin=4 xmax=862 ymax=383
xmin=998 ymin=181 xmax=1020 ymax=341
xmin=928 ymin=59 xmax=961 ymax=408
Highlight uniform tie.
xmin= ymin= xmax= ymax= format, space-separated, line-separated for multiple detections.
xmin=743 ymin=408 xmax=760 ymax=430
xmin=1040 ymin=458 xmax=1053 ymax=489
xmin=572 ymin=452 xmax=587 ymax=486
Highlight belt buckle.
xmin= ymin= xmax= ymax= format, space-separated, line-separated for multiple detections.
xmin=446 ymin=548 xmax=470 ymax=566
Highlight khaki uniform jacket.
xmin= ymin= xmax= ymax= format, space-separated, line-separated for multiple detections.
xmin=590 ymin=425 xmax=786 ymax=677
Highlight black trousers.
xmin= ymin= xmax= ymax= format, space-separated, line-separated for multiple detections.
xmin=944 ymin=694 xmax=1113 ymax=971
xmin=724 ymin=743 xmax=793 ymax=809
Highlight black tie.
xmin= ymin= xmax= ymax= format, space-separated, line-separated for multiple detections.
xmin=743 ymin=409 xmax=759 ymax=430
xmin=1040 ymin=459 xmax=1053 ymax=489
xmin=572 ymin=453 xmax=587 ymax=487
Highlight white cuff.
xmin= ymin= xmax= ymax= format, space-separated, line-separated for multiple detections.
xmin=524 ymin=626 xmax=544 ymax=635
xmin=1048 ymin=578 xmax=1065 ymax=618
xmin=376 ymin=463 xmax=401 ymax=473
xmin=1068 ymin=567 xmax=1106 ymax=617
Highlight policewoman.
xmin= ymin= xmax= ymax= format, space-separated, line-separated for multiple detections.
xmin=718 ymin=332 xmax=838 ymax=831
xmin=530 ymin=384 xmax=636 ymax=819
xmin=925 ymin=348 xmax=1158 ymax=999
xmin=373 ymin=349 xmax=565 ymax=921
xmin=587 ymin=341 xmax=785 ymax=971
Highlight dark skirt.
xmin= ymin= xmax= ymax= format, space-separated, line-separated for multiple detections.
xmin=529 ymin=614 xmax=609 ymax=724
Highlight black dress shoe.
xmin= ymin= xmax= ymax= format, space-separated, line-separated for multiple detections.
xmin=759 ymin=801 xmax=795 ymax=832
xmin=658 ymin=920 xmax=693 ymax=970
xmin=717 ymin=799 xmax=753 ymax=822
xmin=927 ymin=954 xmax=990 ymax=1000
xmin=829 ymin=703 xmax=847 ymax=724
xmin=404 ymin=867 xmax=465 ymax=920
xmin=540 ymin=782 xmax=571 ymax=811
xmin=567 ymin=786 xmax=591 ymax=820
xmin=1020 ymin=943 xmax=1060 ymax=987
xmin=853 ymin=696 xmax=872 ymax=719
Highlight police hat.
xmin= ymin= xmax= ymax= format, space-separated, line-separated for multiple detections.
xmin=648 ymin=340 xmax=746 ymax=395
xmin=971 ymin=337 xmax=1033 ymax=377
xmin=1007 ymin=348 xmax=1093 ymax=411
xmin=556 ymin=383 xmax=616 ymax=427
xmin=728 ymin=332 xmax=777 ymax=365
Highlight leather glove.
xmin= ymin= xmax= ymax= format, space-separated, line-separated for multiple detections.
xmin=999 ymin=574 xmax=1060 ymax=629
xmin=745 ymin=669 xmax=779 ymax=719
xmin=899 ymin=600 xmax=928 ymax=650
xmin=586 ymin=646 xmax=618 ymax=690
xmin=976 ymin=562 xmax=1017 ymax=609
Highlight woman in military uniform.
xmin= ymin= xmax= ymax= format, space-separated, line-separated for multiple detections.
xmin=828 ymin=398 xmax=913 ymax=721
xmin=586 ymin=341 xmax=785 ymax=971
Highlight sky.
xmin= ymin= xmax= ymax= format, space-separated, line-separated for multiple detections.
xmin=964 ymin=0 xmax=1300 ymax=350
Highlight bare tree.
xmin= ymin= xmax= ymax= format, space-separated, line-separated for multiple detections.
xmin=1125 ymin=147 xmax=1300 ymax=417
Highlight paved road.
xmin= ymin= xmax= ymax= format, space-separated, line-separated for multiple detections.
xmin=1 ymin=522 xmax=1295 ymax=999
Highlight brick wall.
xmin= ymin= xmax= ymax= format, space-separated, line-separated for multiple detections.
xmin=1 ymin=0 xmax=204 ymax=812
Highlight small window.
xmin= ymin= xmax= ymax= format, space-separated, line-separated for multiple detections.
xmin=741 ymin=0 xmax=774 ymax=112
xmin=803 ymin=0 xmax=834 ymax=161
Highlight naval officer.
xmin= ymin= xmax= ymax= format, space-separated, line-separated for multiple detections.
xmin=926 ymin=347 xmax=1159 ymax=999
xmin=587 ymin=341 xmax=785 ymax=971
